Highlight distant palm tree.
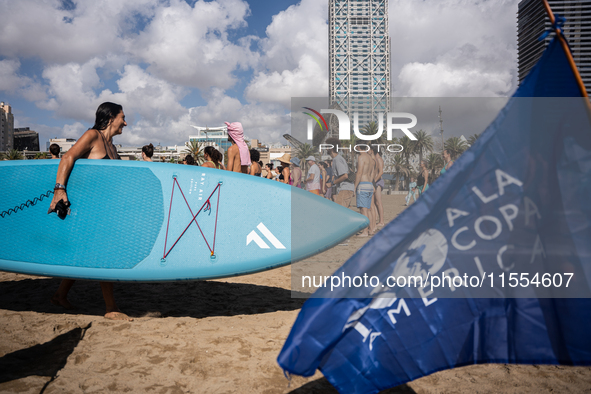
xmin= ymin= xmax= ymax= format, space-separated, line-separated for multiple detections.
xmin=312 ymin=125 xmax=328 ymax=148
xmin=296 ymin=143 xmax=316 ymax=161
xmin=467 ymin=133 xmax=480 ymax=146
xmin=35 ymin=152 xmax=49 ymax=159
xmin=391 ymin=154 xmax=410 ymax=191
xmin=338 ymin=131 xmax=358 ymax=164
xmin=360 ymin=121 xmax=381 ymax=140
xmin=6 ymin=149 xmax=23 ymax=160
xmin=425 ymin=153 xmax=444 ymax=182
xmin=411 ymin=130 xmax=434 ymax=164
xmin=184 ymin=140 xmax=205 ymax=164
xmin=398 ymin=136 xmax=414 ymax=166
xmin=444 ymin=137 xmax=469 ymax=160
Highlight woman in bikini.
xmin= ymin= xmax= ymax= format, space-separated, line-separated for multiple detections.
xmin=277 ymin=153 xmax=291 ymax=185
xmin=48 ymin=102 xmax=132 ymax=321
xmin=142 ymin=143 xmax=154 ymax=162
xmin=201 ymin=146 xmax=225 ymax=170
xmin=417 ymin=160 xmax=430 ymax=196
xmin=249 ymin=149 xmax=262 ymax=176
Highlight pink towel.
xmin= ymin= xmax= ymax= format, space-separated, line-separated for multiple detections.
xmin=225 ymin=122 xmax=251 ymax=166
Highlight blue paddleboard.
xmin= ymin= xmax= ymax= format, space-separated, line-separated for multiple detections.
xmin=0 ymin=160 xmax=368 ymax=281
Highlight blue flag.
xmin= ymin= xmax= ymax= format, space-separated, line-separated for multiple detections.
xmin=278 ymin=37 xmax=591 ymax=394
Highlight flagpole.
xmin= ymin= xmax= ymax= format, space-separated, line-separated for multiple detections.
xmin=541 ymin=0 xmax=588 ymax=98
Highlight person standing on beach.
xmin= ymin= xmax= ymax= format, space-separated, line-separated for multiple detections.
xmin=249 ymin=149 xmax=262 ymax=176
xmin=142 ymin=144 xmax=154 ymax=162
xmin=305 ymin=156 xmax=321 ymax=195
xmin=318 ymin=161 xmax=327 ymax=196
xmin=417 ymin=160 xmax=430 ymax=195
xmin=441 ymin=149 xmax=453 ymax=175
xmin=290 ymin=157 xmax=302 ymax=187
xmin=367 ymin=148 xmax=378 ymax=227
xmin=265 ymin=163 xmax=274 ymax=179
xmin=48 ymin=102 xmax=132 ymax=321
xmin=49 ymin=143 xmax=61 ymax=159
xmin=406 ymin=176 xmax=418 ymax=206
xmin=355 ymin=148 xmax=375 ymax=236
xmin=202 ymin=146 xmax=225 ymax=170
xmin=225 ymin=122 xmax=250 ymax=173
xmin=325 ymin=137 xmax=355 ymax=207
xmin=320 ymin=161 xmax=332 ymax=199
xmin=277 ymin=153 xmax=292 ymax=184
xmin=372 ymin=147 xmax=386 ymax=226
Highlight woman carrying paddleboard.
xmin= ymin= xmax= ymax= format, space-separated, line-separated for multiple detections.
xmin=48 ymin=102 xmax=132 ymax=321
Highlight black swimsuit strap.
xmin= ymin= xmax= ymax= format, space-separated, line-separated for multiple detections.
xmin=97 ymin=130 xmax=117 ymax=160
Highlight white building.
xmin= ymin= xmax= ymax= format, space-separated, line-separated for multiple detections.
xmin=0 ymin=102 xmax=14 ymax=151
xmin=189 ymin=125 xmax=232 ymax=154
xmin=48 ymin=138 xmax=77 ymax=153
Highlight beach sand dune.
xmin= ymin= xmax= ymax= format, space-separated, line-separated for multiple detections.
xmin=1 ymin=194 xmax=590 ymax=393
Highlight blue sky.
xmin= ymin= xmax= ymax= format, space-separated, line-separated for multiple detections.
xmin=0 ymin=0 xmax=519 ymax=149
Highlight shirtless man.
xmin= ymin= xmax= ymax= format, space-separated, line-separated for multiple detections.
xmin=225 ymin=122 xmax=250 ymax=173
xmin=367 ymin=148 xmax=379 ymax=229
xmin=355 ymin=148 xmax=376 ymax=236
xmin=372 ymin=147 xmax=386 ymax=227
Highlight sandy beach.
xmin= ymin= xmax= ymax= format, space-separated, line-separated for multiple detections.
xmin=1 ymin=194 xmax=590 ymax=393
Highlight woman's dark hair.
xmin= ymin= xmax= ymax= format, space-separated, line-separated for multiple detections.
xmin=266 ymin=163 xmax=273 ymax=170
xmin=249 ymin=149 xmax=260 ymax=162
xmin=258 ymin=160 xmax=263 ymax=167
xmin=142 ymin=143 xmax=154 ymax=158
xmin=185 ymin=155 xmax=195 ymax=165
xmin=319 ymin=161 xmax=327 ymax=169
xmin=204 ymin=146 xmax=223 ymax=166
xmin=92 ymin=102 xmax=123 ymax=131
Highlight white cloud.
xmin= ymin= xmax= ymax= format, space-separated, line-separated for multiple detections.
xmin=244 ymin=0 xmax=329 ymax=105
xmin=128 ymin=0 xmax=257 ymax=89
xmin=0 ymin=59 xmax=23 ymax=91
xmin=112 ymin=64 xmax=188 ymax=121
xmin=39 ymin=58 xmax=106 ymax=119
xmin=35 ymin=60 xmax=192 ymax=145
xmin=0 ymin=59 xmax=48 ymax=101
xmin=389 ymin=0 xmax=518 ymax=97
xmin=0 ymin=0 xmax=159 ymax=64
xmin=62 ymin=122 xmax=86 ymax=138
xmin=398 ymin=44 xmax=514 ymax=97
xmin=187 ymin=88 xmax=289 ymax=143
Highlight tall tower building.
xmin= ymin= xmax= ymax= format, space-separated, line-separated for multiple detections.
xmin=329 ymin=0 xmax=391 ymax=134
xmin=518 ymin=0 xmax=591 ymax=94
xmin=0 ymin=102 xmax=15 ymax=151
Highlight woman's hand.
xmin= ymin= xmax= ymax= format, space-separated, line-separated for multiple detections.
xmin=49 ymin=189 xmax=68 ymax=212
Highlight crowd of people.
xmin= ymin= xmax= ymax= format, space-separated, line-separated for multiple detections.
xmin=149 ymin=130 xmax=395 ymax=239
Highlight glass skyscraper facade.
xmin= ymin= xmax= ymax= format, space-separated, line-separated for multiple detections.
xmin=329 ymin=0 xmax=391 ymax=134
xmin=518 ymin=0 xmax=591 ymax=94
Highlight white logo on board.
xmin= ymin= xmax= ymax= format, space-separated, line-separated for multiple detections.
xmin=246 ymin=223 xmax=286 ymax=249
